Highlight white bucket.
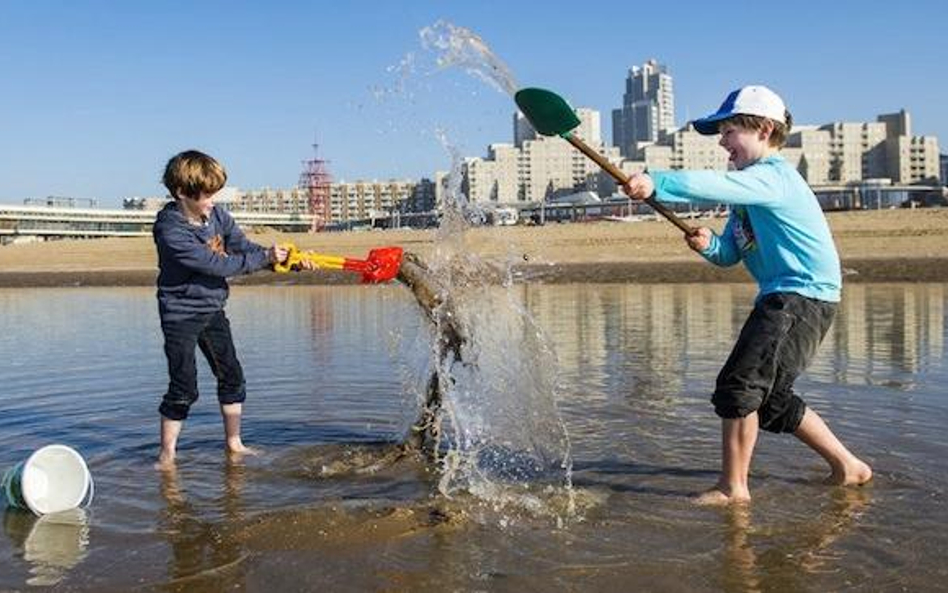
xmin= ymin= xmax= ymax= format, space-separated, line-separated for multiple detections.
xmin=2 ymin=445 xmax=93 ymax=515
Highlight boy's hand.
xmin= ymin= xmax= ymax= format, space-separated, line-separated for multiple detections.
xmin=621 ymin=172 xmax=654 ymax=201
xmin=685 ymin=227 xmax=713 ymax=253
xmin=268 ymin=243 xmax=288 ymax=265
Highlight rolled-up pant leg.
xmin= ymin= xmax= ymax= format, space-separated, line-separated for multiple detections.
xmin=712 ymin=293 xmax=836 ymax=434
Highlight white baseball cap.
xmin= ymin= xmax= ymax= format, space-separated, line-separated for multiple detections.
xmin=692 ymin=85 xmax=787 ymax=135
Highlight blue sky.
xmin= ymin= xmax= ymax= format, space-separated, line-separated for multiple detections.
xmin=1 ymin=1 xmax=945 ymax=207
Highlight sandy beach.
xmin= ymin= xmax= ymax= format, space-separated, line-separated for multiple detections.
xmin=0 ymin=208 xmax=945 ymax=287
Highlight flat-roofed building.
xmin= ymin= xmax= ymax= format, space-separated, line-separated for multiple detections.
xmin=228 ymin=186 xmax=309 ymax=213
xmin=633 ymin=126 xmax=727 ymax=177
xmin=616 ymin=109 xmax=939 ymax=191
xmin=463 ymin=143 xmax=520 ymax=203
xmin=784 ymin=126 xmax=833 ymax=184
xmin=466 ymin=107 xmax=619 ymax=204
xmin=329 ymin=180 xmax=414 ymax=223
xmin=819 ymin=121 xmax=888 ymax=183
xmin=886 ymin=135 xmax=940 ymax=184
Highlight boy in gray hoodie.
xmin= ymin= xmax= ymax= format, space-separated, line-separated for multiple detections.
xmin=153 ymin=150 xmax=287 ymax=468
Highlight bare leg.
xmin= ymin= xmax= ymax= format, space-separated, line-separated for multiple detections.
xmin=221 ymin=403 xmax=257 ymax=458
xmin=794 ymin=408 xmax=872 ymax=486
xmin=157 ymin=416 xmax=183 ymax=470
xmin=696 ymin=413 xmax=758 ymax=505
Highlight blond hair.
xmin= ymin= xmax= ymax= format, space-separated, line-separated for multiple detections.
xmin=725 ymin=112 xmax=793 ymax=148
xmin=162 ymin=150 xmax=227 ymax=200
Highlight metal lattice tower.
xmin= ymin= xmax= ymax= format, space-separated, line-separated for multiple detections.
xmin=299 ymin=141 xmax=332 ymax=232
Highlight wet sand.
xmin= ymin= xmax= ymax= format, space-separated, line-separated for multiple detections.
xmin=0 ymin=208 xmax=945 ymax=286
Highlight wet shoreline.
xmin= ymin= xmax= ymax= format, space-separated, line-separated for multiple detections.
xmin=0 ymin=256 xmax=944 ymax=287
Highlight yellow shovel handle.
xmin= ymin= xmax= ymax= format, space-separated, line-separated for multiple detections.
xmin=273 ymin=243 xmax=346 ymax=273
xmin=306 ymin=254 xmax=346 ymax=269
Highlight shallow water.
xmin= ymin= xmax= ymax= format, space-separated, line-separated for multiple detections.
xmin=0 ymin=283 xmax=946 ymax=591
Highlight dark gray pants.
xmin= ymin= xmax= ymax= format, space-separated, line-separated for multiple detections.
xmin=159 ymin=310 xmax=246 ymax=421
xmin=713 ymin=292 xmax=836 ymax=433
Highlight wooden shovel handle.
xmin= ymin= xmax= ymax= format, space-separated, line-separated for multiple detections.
xmin=564 ymin=135 xmax=695 ymax=235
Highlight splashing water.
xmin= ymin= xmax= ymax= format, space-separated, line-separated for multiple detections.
xmin=391 ymin=22 xmax=575 ymax=519
xmin=419 ymin=20 xmax=519 ymax=97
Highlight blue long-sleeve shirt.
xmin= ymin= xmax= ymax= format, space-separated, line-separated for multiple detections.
xmin=154 ymin=201 xmax=270 ymax=321
xmin=651 ymin=155 xmax=841 ymax=302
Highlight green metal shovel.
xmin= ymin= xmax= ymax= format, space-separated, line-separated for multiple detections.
xmin=514 ymin=87 xmax=694 ymax=235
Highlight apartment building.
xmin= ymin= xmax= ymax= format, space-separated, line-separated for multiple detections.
xmin=622 ymin=111 xmax=939 ymax=188
xmin=465 ymin=108 xmax=619 ymax=204
xmin=886 ymin=135 xmax=940 ymax=184
xmin=227 ymin=186 xmax=310 ymax=213
xmin=328 ymin=180 xmax=414 ymax=222
xmin=640 ymin=127 xmax=728 ymax=171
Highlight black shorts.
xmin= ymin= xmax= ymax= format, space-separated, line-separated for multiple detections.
xmin=712 ymin=292 xmax=836 ymax=433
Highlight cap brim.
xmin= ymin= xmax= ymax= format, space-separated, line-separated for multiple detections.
xmin=692 ymin=113 xmax=728 ymax=135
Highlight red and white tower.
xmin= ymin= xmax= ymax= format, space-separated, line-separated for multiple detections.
xmin=299 ymin=140 xmax=332 ymax=232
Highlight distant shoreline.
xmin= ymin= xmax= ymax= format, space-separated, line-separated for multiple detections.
xmin=0 ymin=257 xmax=945 ymax=288
xmin=1 ymin=209 xmax=946 ymax=287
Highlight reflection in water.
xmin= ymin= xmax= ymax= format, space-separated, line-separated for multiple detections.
xmin=721 ymin=506 xmax=761 ymax=593
xmin=796 ymin=488 xmax=872 ymax=575
xmin=2 ymin=506 xmax=89 ymax=586
xmin=529 ymin=283 xmax=946 ymax=394
xmin=0 ymin=284 xmax=944 ymax=591
xmin=158 ymin=462 xmax=249 ymax=589
xmin=822 ymin=284 xmax=945 ymax=384
xmin=719 ymin=488 xmax=872 ymax=593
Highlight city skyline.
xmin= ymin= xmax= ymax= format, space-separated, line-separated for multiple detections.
xmin=1 ymin=1 xmax=946 ymax=207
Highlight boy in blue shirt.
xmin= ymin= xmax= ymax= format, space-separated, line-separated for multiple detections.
xmin=154 ymin=150 xmax=288 ymax=469
xmin=623 ymin=86 xmax=872 ymax=504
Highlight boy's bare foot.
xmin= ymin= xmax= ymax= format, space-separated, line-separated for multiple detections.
xmin=226 ymin=443 xmax=260 ymax=461
xmin=155 ymin=451 xmax=177 ymax=471
xmin=826 ymin=458 xmax=873 ymax=486
xmin=694 ymin=485 xmax=751 ymax=506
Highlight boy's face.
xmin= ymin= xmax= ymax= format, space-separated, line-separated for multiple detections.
xmin=178 ymin=191 xmax=216 ymax=222
xmin=718 ymin=121 xmax=773 ymax=170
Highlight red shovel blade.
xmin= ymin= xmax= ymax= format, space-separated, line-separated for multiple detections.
xmin=342 ymin=246 xmax=404 ymax=283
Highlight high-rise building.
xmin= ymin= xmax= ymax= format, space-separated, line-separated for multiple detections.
xmin=612 ymin=59 xmax=675 ymax=157
xmin=513 ymin=111 xmax=537 ymax=147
